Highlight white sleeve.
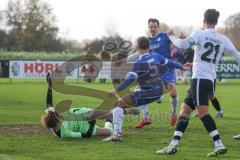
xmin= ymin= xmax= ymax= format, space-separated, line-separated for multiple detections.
xmin=224 ymin=36 xmax=240 ymax=63
xmin=127 ymin=52 xmax=139 ymax=63
xmin=168 ymin=31 xmax=201 ymax=49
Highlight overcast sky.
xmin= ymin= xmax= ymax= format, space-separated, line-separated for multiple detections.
xmin=0 ymin=0 xmax=239 ymax=41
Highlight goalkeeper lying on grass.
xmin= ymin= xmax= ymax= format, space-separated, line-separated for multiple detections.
xmin=42 ymin=73 xmax=113 ymax=138
xmin=41 ymin=107 xmax=113 ymax=138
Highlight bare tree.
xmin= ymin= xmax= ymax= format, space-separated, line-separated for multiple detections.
xmin=225 ymin=12 xmax=240 ymax=49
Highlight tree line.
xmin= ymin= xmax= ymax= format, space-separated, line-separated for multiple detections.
xmin=0 ymin=0 xmax=239 ymax=53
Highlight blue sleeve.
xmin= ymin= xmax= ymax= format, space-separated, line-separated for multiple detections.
xmin=153 ymin=53 xmax=166 ymax=64
xmin=154 ymin=54 xmax=183 ymax=69
xmin=166 ymin=59 xmax=183 ymax=69
xmin=117 ymin=63 xmax=139 ymax=92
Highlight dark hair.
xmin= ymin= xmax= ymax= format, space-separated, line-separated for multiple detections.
xmin=137 ymin=36 xmax=149 ymax=50
xmin=204 ymin=9 xmax=220 ymax=25
xmin=43 ymin=111 xmax=61 ymax=128
xmin=148 ymin=18 xmax=160 ymax=26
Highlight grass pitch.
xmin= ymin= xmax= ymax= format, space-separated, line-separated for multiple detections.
xmin=0 ymin=79 xmax=240 ymax=160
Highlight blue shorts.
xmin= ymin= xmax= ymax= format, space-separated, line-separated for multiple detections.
xmin=160 ymin=68 xmax=176 ymax=84
xmin=130 ymin=86 xmax=163 ymax=107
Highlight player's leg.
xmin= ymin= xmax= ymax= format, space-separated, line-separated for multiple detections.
xmin=134 ymin=104 xmax=152 ymax=128
xmin=194 ymin=79 xmax=226 ymax=157
xmin=156 ymin=85 xmax=194 ymax=154
xmin=103 ymin=87 xmax=163 ymax=141
xmin=209 ymin=79 xmax=223 ymax=118
xmin=196 ymin=105 xmax=227 ymax=156
xmin=167 ymin=82 xmax=178 ymax=127
xmin=209 ymin=95 xmax=223 ymax=118
xmin=96 ymin=127 xmax=112 ymax=136
xmin=95 ymin=120 xmax=113 ymax=136
xmin=133 ymin=87 xmax=152 ymax=128
xmin=92 ymin=110 xmax=112 ymax=120
xmin=46 ymin=73 xmax=53 ymax=108
xmin=103 ymin=94 xmax=133 ymax=141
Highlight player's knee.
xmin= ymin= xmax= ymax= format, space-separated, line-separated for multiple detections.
xmin=114 ymin=100 xmax=123 ymax=107
xmin=170 ymin=93 xmax=177 ymax=99
xmin=196 ymin=106 xmax=209 ymax=118
xmin=115 ymin=99 xmax=127 ymax=108
xmin=167 ymin=83 xmax=174 ymax=92
xmin=179 ymin=103 xmax=192 ymax=117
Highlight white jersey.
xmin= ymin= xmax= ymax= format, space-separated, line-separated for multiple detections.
xmin=169 ymin=28 xmax=240 ymax=81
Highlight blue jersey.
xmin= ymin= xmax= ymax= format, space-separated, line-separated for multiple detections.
xmin=117 ymin=53 xmax=182 ymax=92
xmin=149 ymin=33 xmax=171 ymax=59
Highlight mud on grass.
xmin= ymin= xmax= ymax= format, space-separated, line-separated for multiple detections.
xmin=0 ymin=125 xmax=50 ymax=134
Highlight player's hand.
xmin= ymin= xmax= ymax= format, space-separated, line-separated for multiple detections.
xmin=182 ymin=66 xmax=191 ymax=70
xmin=180 ymin=32 xmax=186 ymax=39
xmin=108 ymin=89 xmax=117 ymax=97
xmin=184 ymin=61 xmax=193 ymax=68
xmin=168 ymin=30 xmax=175 ymax=36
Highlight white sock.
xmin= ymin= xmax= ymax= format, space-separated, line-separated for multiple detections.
xmin=214 ymin=139 xmax=224 ymax=147
xmin=113 ymin=107 xmax=124 ymax=136
xmin=169 ymin=139 xmax=179 ymax=147
xmin=171 ymin=96 xmax=178 ymax=115
xmin=209 ymin=130 xmax=224 ymax=147
xmin=169 ymin=131 xmax=183 ymax=147
xmin=104 ymin=122 xmax=113 ymax=133
xmin=140 ymin=105 xmax=149 ymax=120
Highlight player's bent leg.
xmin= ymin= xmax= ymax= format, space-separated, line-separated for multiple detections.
xmin=196 ymin=105 xmax=227 ymax=157
xmin=156 ymin=103 xmax=192 ymax=155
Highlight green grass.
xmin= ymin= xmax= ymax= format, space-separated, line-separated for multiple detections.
xmin=0 ymin=79 xmax=240 ymax=160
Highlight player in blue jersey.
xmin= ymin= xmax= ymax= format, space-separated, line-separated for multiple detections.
xmin=128 ymin=19 xmax=179 ymax=128
xmin=103 ymin=37 xmax=187 ymax=141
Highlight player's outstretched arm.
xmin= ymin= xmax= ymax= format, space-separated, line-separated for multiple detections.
xmin=165 ymin=58 xmax=183 ymax=69
xmin=154 ymin=53 xmax=183 ymax=69
xmin=168 ymin=30 xmax=199 ymax=49
xmin=115 ymin=72 xmax=137 ymax=93
xmin=224 ymin=36 xmax=240 ymax=63
xmin=168 ymin=35 xmax=192 ymax=49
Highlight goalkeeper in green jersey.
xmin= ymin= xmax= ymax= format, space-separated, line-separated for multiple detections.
xmin=43 ymin=73 xmax=113 ymax=138
xmin=41 ymin=107 xmax=113 ymax=138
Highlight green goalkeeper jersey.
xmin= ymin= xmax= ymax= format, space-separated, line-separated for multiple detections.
xmin=56 ymin=107 xmax=97 ymax=138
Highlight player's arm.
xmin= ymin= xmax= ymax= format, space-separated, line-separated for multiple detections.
xmin=168 ymin=30 xmax=200 ymax=49
xmin=224 ymin=36 xmax=240 ymax=63
xmin=108 ymin=63 xmax=139 ymax=96
xmin=127 ymin=52 xmax=139 ymax=63
xmin=154 ymin=53 xmax=184 ymax=69
xmin=116 ymin=71 xmax=137 ymax=93
xmin=60 ymin=124 xmax=82 ymax=138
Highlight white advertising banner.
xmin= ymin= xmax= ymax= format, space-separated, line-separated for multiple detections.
xmin=9 ymin=60 xmax=78 ymax=79
xmin=9 ymin=60 xmax=192 ymax=80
